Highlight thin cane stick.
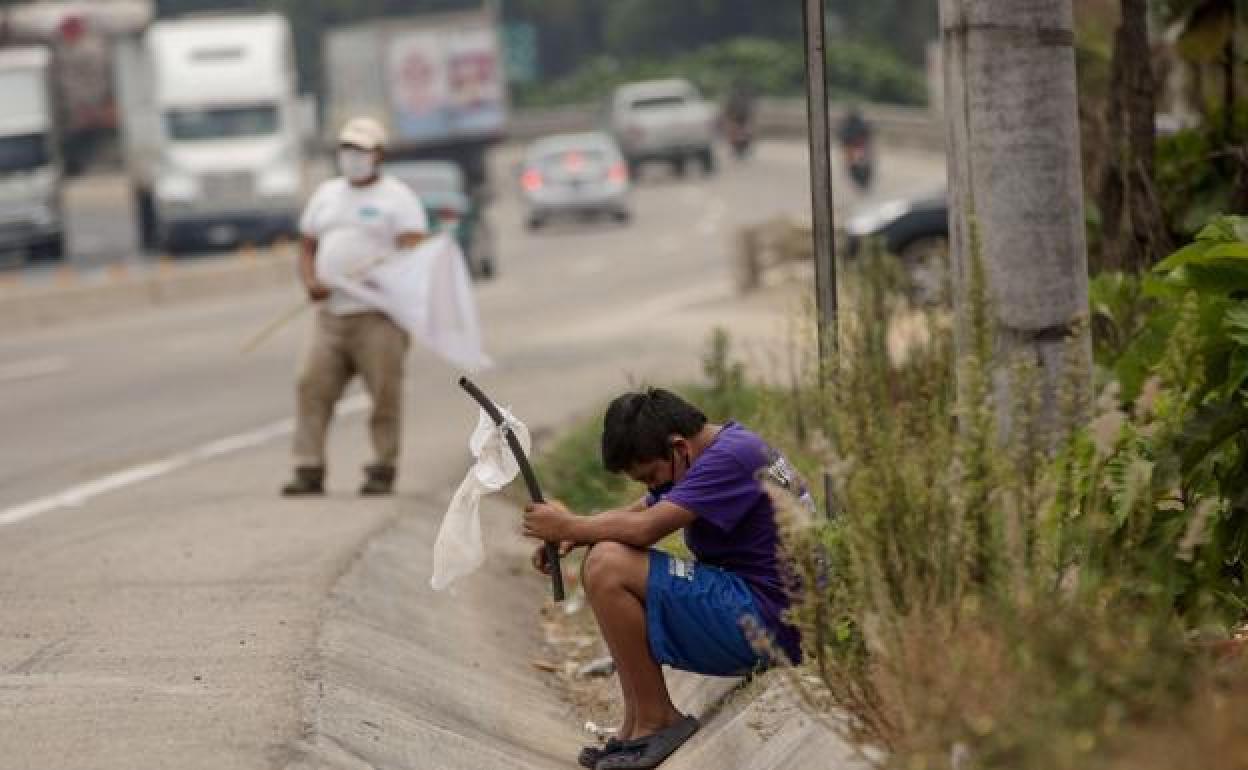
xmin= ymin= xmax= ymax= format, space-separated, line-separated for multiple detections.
xmin=240 ymin=246 xmax=405 ymax=356
xmin=459 ymin=377 xmax=565 ymax=602
xmin=240 ymin=297 xmax=312 ymax=355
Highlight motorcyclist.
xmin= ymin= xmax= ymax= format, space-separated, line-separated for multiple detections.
xmin=838 ymin=106 xmax=868 ymax=151
xmin=721 ymin=80 xmax=756 ymax=158
xmin=837 ymin=105 xmax=874 ymax=190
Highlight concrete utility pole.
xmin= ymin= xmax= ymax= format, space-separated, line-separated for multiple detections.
xmin=940 ymin=0 xmax=1091 ymax=429
xmin=801 ymin=0 xmax=837 ymax=362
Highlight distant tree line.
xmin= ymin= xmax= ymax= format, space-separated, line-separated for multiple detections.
xmin=155 ymin=0 xmax=937 ymax=97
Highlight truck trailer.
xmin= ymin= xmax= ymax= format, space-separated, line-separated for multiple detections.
xmin=322 ymin=8 xmax=508 ymax=191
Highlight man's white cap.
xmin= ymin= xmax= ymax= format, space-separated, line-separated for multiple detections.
xmin=338 ymin=117 xmax=387 ymax=151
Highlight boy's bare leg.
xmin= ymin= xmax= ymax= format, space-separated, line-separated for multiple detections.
xmin=583 ymin=542 xmax=684 ymax=740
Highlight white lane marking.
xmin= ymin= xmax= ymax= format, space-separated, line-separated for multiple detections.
xmin=0 ymin=356 xmax=70 ymax=384
xmin=0 ymin=393 xmax=370 ymax=528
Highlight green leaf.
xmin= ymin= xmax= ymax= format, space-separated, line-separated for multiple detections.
xmin=1203 ymin=244 xmax=1248 ymax=261
xmin=1221 ymin=348 xmax=1248 ymax=401
xmin=1194 ymin=214 xmax=1246 ymax=243
xmin=1225 ymin=303 xmax=1248 ymax=347
xmin=1155 ymin=241 xmax=1216 ymax=274
xmin=1164 ymin=262 xmax=1248 ymax=295
xmin=1176 ymin=400 xmax=1248 ymax=476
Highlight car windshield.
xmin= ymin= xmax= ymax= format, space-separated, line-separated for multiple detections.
xmin=630 ymin=95 xmax=688 ymax=110
xmin=166 ymin=105 xmax=279 ymax=141
xmin=388 ymin=164 xmax=463 ymax=195
xmin=535 ymin=148 xmax=610 ymax=173
xmin=0 ymin=133 xmax=50 ymax=173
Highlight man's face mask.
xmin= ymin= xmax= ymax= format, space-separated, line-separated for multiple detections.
xmin=338 ymin=147 xmax=376 ymax=183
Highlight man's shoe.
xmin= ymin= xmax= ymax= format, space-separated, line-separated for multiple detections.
xmin=359 ymin=463 xmax=396 ymax=496
xmin=282 ymin=466 xmax=325 ymax=497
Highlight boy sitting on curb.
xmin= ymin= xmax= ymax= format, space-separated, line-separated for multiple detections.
xmin=523 ymin=388 xmax=809 ymax=769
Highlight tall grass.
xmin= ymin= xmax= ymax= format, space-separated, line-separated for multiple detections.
xmin=773 ymin=251 xmax=1246 ymax=768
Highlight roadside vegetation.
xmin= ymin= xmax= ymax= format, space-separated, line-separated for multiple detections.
xmin=512 ymin=38 xmax=927 ymax=109
xmin=537 ymin=220 xmax=1248 ymax=768
xmin=156 ymin=0 xmax=933 ymax=108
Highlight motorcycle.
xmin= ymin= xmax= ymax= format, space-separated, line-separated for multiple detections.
xmin=722 ymin=116 xmax=754 ymax=160
xmin=845 ymin=140 xmax=874 ymax=192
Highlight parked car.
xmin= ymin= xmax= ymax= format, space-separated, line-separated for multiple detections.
xmin=607 ymin=78 xmax=717 ymax=179
xmin=385 ymin=160 xmax=495 ymax=280
xmin=520 ymin=132 xmax=632 ymax=230
xmin=845 ymin=192 xmax=950 ymax=302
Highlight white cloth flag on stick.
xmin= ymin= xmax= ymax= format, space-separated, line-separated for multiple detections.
xmin=324 ymin=232 xmax=493 ymax=373
xmin=431 ymin=406 xmax=531 ymax=591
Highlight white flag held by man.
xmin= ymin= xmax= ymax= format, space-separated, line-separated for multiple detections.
xmin=320 ymin=232 xmax=492 ymax=372
xmin=430 ymin=407 xmax=530 ymax=591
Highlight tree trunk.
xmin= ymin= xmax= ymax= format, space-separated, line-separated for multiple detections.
xmin=939 ymin=0 xmax=1092 ymax=432
xmin=1225 ymin=25 xmax=1237 ymax=139
xmin=1098 ymin=0 xmax=1171 ymax=273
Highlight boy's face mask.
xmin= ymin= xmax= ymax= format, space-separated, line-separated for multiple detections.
xmin=648 ymin=480 xmax=675 ymax=498
xmin=645 ymin=445 xmax=690 ymax=499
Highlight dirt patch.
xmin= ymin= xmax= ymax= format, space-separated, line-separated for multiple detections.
xmin=529 ymin=566 xmax=623 ymax=747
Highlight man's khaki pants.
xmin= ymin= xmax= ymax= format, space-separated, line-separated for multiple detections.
xmin=292 ymin=309 xmax=409 ymax=469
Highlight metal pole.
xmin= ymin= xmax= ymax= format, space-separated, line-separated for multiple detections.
xmin=802 ymin=0 xmax=840 ymax=520
xmin=801 ymin=0 xmax=838 ymax=361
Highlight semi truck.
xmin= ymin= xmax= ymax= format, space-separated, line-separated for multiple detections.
xmin=322 ymin=8 xmax=508 ymax=191
xmin=2 ymin=0 xmax=153 ymax=173
xmin=0 ymin=46 xmax=65 ymax=262
xmin=115 ymin=12 xmax=305 ymax=252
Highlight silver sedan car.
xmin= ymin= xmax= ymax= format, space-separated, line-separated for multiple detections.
xmin=520 ymin=132 xmax=632 ymax=230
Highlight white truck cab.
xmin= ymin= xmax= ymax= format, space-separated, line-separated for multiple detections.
xmin=0 ymin=46 xmax=64 ymax=262
xmin=117 ymin=13 xmax=303 ymax=252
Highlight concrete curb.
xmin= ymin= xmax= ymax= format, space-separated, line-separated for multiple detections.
xmin=663 ymin=672 xmax=871 ymax=770
xmin=0 ymin=252 xmax=295 ymax=332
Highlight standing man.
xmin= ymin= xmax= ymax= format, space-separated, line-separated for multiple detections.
xmin=282 ymin=117 xmax=428 ymax=497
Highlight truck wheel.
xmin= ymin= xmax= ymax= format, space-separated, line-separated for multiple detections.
xmin=135 ymin=189 xmax=158 ymax=252
xmin=30 ymin=233 xmax=65 ymax=262
xmin=699 ymin=148 xmax=716 ymax=175
xmin=672 ymin=157 xmax=688 ymax=178
xmin=470 ymin=220 xmax=496 ymax=280
xmin=628 ymin=159 xmax=643 ymax=181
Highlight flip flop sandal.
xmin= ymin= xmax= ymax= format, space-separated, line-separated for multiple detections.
xmin=578 ymin=738 xmax=624 ymax=768
xmin=595 ymin=715 xmax=699 ymax=769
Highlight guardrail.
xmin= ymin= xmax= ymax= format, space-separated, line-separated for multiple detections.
xmin=508 ymin=99 xmax=945 ymax=153
xmin=1 ymin=102 xmax=945 ymax=333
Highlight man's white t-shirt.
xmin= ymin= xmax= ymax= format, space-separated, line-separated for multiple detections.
xmin=299 ymin=175 xmax=429 ymax=316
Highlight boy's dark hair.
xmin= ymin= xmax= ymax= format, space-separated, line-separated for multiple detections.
xmin=601 ymin=388 xmax=708 ymax=473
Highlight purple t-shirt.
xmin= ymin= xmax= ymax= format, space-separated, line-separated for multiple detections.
xmin=653 ymin=422 xmax=809 ymax=663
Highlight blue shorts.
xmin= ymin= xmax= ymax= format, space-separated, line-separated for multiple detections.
xmin=645 ymin=549 xmax=772 ymax=677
